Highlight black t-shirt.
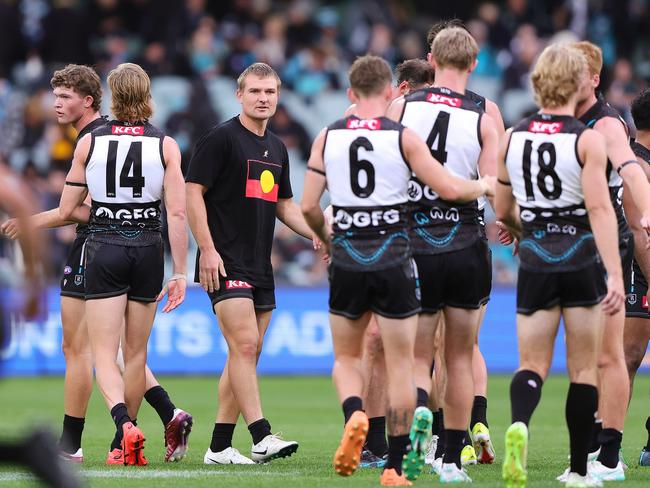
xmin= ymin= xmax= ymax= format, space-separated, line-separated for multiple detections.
xmin=74 ymin=115 xmax=108 ymax=237
xmin=186 ymin=116 xmax=293 ymax=288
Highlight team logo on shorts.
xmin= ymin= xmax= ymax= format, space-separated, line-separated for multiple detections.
xmin=74 ymin=275 xmax=83 ymax=286
xmin=628 ymin=293 xmax=637 ymax=305
xmin=64 ymin=266 xmax=72 ymax=275
xmin=225 ymin=280 xmax=253 ymax=289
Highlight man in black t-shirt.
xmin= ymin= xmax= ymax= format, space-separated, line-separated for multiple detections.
xmin=186 ymin=63 xmax=314 ymax=465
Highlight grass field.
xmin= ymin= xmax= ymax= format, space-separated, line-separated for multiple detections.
xmin=1 ymin=375 xmax=650 ymax=487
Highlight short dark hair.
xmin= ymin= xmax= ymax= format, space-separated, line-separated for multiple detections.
xmin=237 ymin=62 xmax=281 ymax=90
xmin=348 ymin=55 xmax=392 ymax=96
xmin=50 ymin=64 xmax=102 ymax=112
xmin=632 ymin=89 xmax=650 ymax=131
xmin=395 ymin=59 xmax=435 ymax=89
xmin=426 ymin=18 xmax=468 ymax=52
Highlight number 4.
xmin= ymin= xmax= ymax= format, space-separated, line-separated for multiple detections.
xmin=106 ymin=140 xmax=145 ymax=198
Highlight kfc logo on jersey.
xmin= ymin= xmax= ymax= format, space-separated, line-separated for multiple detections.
xmin=347 ymin=118 xmax=381 ymax=130
xmin=112 ymin=125 xmax=145 ymax=136
xmin=528 ymin=121 xmax=563 ymax=134
xmin=426 ymin=93 xmax=461 ymax=108
xmin=225 ymin=280 xmax=253 ymax=289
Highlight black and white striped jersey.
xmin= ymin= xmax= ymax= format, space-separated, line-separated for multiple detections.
xmin=506 ymin=113 xmax=599 ymax=272
xmin=400 ymin=86 xmax=483 ymax=255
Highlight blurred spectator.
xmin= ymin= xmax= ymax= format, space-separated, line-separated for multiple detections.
xmin=255 ymin=14 xmax=288 ymax=69
xmin=0 ymin=0 xmax=25 ymax=79
xmin=188 ymin=16 xmax=227 ymax=79
xmin=268 ymin=104 xmax=311 ymax=161
xmin=283 ymin=45 xmax=340 ymax=99
xmin=503 ymin=24 xmax=541 ymax=91
xmin=39 ymin=0 xmax=92 ymax=66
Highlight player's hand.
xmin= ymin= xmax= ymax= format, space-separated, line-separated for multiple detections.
xmin=640 ymin=214 xmax=650 ymax=249
xmin=512 ymin=238 xmax=519 ymax=256
xmin=495 ymin=220 xmax=515 ymax=246
xmin=601 ymin=274 xmax=625 ymax=315
xmin=157 ymin=276 xmax=187 ymax=312
xmin=199 ymin=247 xmax=226 ymax=293
xmin=0 ymin=218 xmax=19 ymax=240
xmin=481 ymin=175 xmax=497 ymax=197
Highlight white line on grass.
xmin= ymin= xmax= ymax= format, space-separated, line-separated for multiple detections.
xmin=0 ymin=469 xmax=301 ymax=481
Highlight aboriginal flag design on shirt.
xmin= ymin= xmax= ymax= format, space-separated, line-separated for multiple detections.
xmin=245 ymin=159 xmax=282 ymax=202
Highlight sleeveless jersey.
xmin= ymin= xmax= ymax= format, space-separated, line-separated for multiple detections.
xmin=323 ymin=116 xmax=412 ymax=271
xmin=506 ymin=113 xmax=597 ymax=272
xmin=85 ymin=120 xmax=165 ymax=245
xmin=400 ymin=86 xmax=483 ymax=255
xmin=467 ymin=89 xmax=489 ymax=213
xmin=579 ymin=93 xmax=630 ymax=233
xmin=632 ymin=140 xmax=650 ymax=166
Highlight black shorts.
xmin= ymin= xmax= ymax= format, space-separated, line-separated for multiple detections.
xmin=620 ymin=232 xmax=634 ymax=293
xmin=415 ymin=239 xmax=491 ymax=313
xmin=479 ymin=239 xmax=492 ymax=306
xmin=626 ymin=259 xmax=649 ymax=318
xmin=329 ymin=259 xmax=421 ymax=319
xmin=60 ymin=236 xmax=86 ymax=298
xmin=208 ymin=278 xmax=276 ymax=312
xmin=516 ymin=262 xmax=607 ymax=315
xmin=84 ymin=238 xmax=164 ymax=302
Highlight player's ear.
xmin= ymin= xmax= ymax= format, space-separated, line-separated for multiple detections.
xmin=398 ymin=81 xmax=410 ymax=96
xmin=347 ymin=87 xmax=359 ymax=105
xmin=84 ymin=95 xmax=93 ymax=109
xmin=592 ymin=73 xmax=600 ymax=89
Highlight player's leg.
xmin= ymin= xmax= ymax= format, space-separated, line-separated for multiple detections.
xmin=471 ymin=304 xmax=494 ymax=464
xmin=502 ymin=307 xmax=559 ymax=488
xmin=591 ymin=237 xmax=633 ymax=463
xmin=375 ymin=313 xmax=418 ymax=483
xmin=429 ymin=317 xmax=447 ymax=466
xmin=58 ymin=296 xmax=92 ymax=461
xmin=625 ymin=315 xmax=650 ymax=466
xmin=441 ymin=306 xmax=481 ymax=471
xmin=564 ymin=305 xmax=604 ymax=480
xmin=331 ymin=311 xmax=372 ymax=476
xmin=360 ymin=316 xmax=389 ymax=466
xmin=143 ymin=366 xmax=193 ymax=462
xmin=414 ymin=312 xmax=441 ymax=409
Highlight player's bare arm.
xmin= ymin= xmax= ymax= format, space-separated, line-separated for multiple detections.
xmin=158 ymin=136 xmax=188 ymax=312
xmin=186 ymin=182 xmax=226 ymax=294
xmin=402 ymin=127 xmax=495 ymax=202
xmin=276 ymin=198 xmax=314 ymax=240
xmin=495 ymin=129 xmax=522 ymax=240
xmin=301 ymin=129 xmax=329 ymax=249
xmin=580 ymin=129 xmax=625 ymax=315
xmin=59 ymin=134 xmax=91 ymax=221
xmin=622 ymin=157 xmax=650 ymax=279
xmin=595 ymin=117 xmax=650 ymax=233
xmin=485 ymin=98 xmax=506 ymax=136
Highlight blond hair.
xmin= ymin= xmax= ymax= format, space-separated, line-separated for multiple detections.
xmin=349 ymin=55 xmax=393 ymax=96
xmin=50 ymin=64 xmax=102 ymax=111
xmin=237 ymin=63 xmax=281 ymax=91
xmin=107 ymin=63 xmax=153 ymax=122
xmin=572 ymin=41 xmax=602 ymax=77
xmin=431 ymin=27 xmax=478 ymax=71
xmin=531 ymin=44 xmax=587 ymax=109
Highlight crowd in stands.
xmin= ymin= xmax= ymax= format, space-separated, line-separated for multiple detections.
xmin=0 ymin=0 xmax=648 ymax=286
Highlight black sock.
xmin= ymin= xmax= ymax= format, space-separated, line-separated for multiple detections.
xmin=342 ymin=396 xmax=363 ymax=424
xmin=443 ymin=429 xmax=466 ymax=469
xmin=59 ymin=415 xmax=84 ymax=453
xmin=462 ymin=431 xmax=472 ymax=447
xmin=566 ymin=383 xmax=598 ymax=476
xmin=510 ymin=370 xmax=543 ymax=425
xmin=144 ymin=385 xmax=176 ymax=426
xmin=471 ymin=395 xmax=488 ymax=429
xmin=248 ymin=418 xmax=272 ymax=445
xmin=110 ymin=429 xmax=121 ymax=451
xmin=366 ymin=417 xmax=387 ymax=457
xmin=416 ymin=388 xmax=429 ymax=408
xmin=0 ymin=442 xmax=21 ymax=462
xmin=645 ymin=417 xmax=650 ymax=450
xmin=589 ymin=418 xmax=603 ymax=453
xmin=210 ymin=423 xmax=236 ymax=452
xmin=110 ymin=403 xmax=131 ymax=432
xmin=385 ymin=434 xmax=410 ymax=474
xmin=597 ymin=428 xmax=623 ymax=469
xmin=434 ymin=409 xmax=445 ymax=459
